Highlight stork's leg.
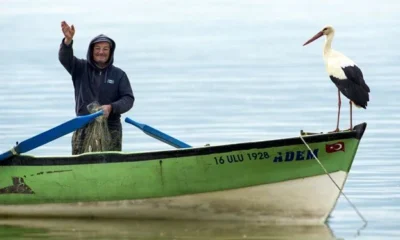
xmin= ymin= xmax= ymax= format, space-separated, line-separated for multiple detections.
xmin=349 ymin=101 xmax=353 ymax=130
xmin=334 ymin=89 xmax=341 ymax=132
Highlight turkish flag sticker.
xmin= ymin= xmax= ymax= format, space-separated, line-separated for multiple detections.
xmin=326 ymin=142 xmax=345 ymax=153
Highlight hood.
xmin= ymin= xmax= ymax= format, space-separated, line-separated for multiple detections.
xmin=87 ymin=34 xmax=116 ymax=70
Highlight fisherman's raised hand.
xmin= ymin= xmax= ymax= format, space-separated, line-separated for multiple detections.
xmin=101 ymin=105 xmax=112 ymax=118
xmin=61 ymin=21 xmax=75 ymax=45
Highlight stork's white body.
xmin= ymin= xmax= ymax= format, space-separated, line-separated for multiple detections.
xmin=324 ymin=48 xmax=355 ymax=81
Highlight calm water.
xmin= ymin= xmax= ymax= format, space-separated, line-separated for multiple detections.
xmin=1 ymin=0 xmax=399 ymax=239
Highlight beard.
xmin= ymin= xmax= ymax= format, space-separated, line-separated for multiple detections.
xmin=94 ymin=55 xmax=109 ymax=68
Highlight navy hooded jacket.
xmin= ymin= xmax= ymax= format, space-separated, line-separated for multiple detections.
xmin=58 ymin=34 xmax=134 ymax=126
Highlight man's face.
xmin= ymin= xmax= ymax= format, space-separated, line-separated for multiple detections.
xmin=93 ymin=42 xmax=111 ymax=65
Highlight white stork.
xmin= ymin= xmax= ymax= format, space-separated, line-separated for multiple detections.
xmin=303 ymin=25 xmax=370 ymax=132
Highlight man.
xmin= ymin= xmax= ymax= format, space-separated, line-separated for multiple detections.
xmin=59 ymin=21 xmax=134 ymax=155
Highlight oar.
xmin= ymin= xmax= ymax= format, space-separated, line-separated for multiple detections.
xmin=125 ymin=117 xmax=192 ymax=148
xmin=0 ymin=110 xmax=104 ymax=161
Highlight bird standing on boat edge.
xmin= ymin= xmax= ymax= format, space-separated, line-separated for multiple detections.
xmin=303 ymin=26 xmax=370 ymax=132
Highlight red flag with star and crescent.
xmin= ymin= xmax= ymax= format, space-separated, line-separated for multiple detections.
xmin=325 ymin=142 xmax=345 ymax=153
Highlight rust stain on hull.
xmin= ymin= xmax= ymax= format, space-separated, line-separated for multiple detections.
xmin=1 ymin=169 xmax=72 ymax=194
xmin=0 ymin=177 xmax=34 ymax=194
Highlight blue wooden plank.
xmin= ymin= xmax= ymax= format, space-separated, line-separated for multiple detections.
xmin=125 ymin=117 xmax=192 ymax=149
xmin=0 ymin=110 xmax=103 ymax=161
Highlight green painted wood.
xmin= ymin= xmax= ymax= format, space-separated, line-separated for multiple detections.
xmin=0 ymin=134 xmax=362 ymax=205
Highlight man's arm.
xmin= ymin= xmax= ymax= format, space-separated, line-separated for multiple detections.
xmin=58 ymin=21 xmax=85 ymax=78
xmin=110 ymin=72 xmax=135 ymax=114
xmin=58 ymin=39 xmax=84 ymax=76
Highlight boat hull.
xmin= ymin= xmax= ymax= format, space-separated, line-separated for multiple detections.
xmin=0 ymin=171 xmax=347 ymax=225
xmin=0 ymin=123 xmax=367 ymax=224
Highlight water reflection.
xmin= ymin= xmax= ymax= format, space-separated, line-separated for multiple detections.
xmin=0 ymin=218 xmax=337 ymax=240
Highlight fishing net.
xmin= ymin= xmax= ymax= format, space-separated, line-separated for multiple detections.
xmin=82 ymin=101 xmax=111 ymax=153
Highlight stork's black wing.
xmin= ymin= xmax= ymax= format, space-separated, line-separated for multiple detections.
xmin=342 ymin=65 xmax=370 ymax=93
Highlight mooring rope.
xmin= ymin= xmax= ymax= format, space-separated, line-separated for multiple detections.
xmin=299 ymin=135 xmax=368 ymax=224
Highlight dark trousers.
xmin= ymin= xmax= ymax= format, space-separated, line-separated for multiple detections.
xmin=71 ymin=121 xmax=122 ymax=155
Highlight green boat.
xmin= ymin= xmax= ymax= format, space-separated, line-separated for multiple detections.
xmin=0 ymin=115 xmax=367 ymax=225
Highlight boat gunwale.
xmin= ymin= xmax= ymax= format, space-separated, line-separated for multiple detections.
xmin=0 ymin=122 xmax=367 ymax=167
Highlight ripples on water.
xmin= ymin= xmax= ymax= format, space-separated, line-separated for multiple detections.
xmin=1 ymin=0 xmax=400 ymax=239
xmin=0 ymin=218 xmax=337 ymax=240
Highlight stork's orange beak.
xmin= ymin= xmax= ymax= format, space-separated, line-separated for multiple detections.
xmin=303 ymin=31 xmax=324 ymax=46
